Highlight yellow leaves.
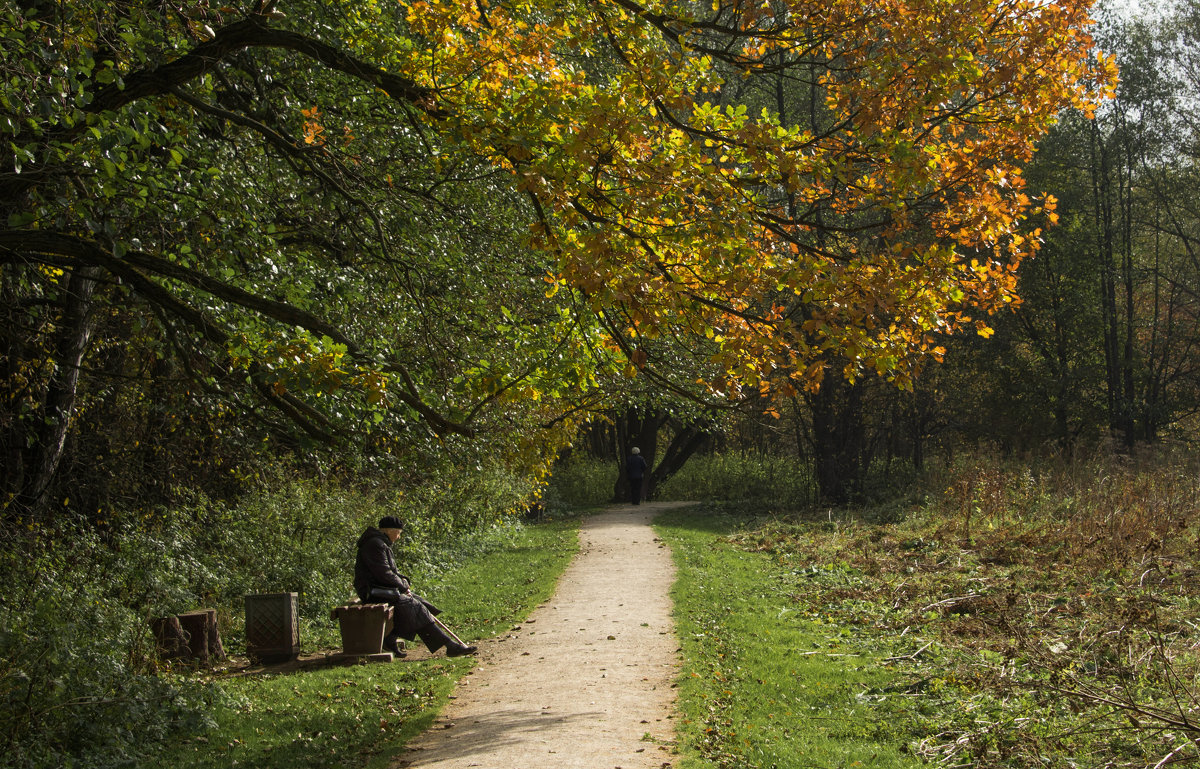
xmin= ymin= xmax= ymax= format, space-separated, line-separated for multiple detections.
xmin=379 ymin=0 xmax=1107 ymax=395
xmin=541 ymin=271 xmax=564 ymax=299
xmin=353 ymin=370 xmax=389 ymax=406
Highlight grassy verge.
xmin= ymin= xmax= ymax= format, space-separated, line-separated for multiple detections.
xmin=657 ymin=450 xmax=1200 ymax=767
xmin=138 ymin=516 xmax=579 ymax=769
xmin=657 ymin=505 xmax=922 ymax=769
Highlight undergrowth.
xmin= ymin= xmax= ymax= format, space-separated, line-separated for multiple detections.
xmin=667 ymin=448 xmax=1200 ymax=767
xmin=543 ymin=456 xmax=614 ymax=511
xmin=546 ymin=451 xmax=819 ymax=511
xmin=0 ymin=461 xmax=554 ymax=769
xmin=657 ymin=452 xmax=817 ymax=510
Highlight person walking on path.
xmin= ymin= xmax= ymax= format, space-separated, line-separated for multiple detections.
xmin=626 ymin=447 xmax=647 ymax=505
xmin=354 ymin=515 xmax=477 ymax=658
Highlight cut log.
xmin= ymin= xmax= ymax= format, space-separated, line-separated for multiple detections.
xmin=151 ymin=615 xmax=188 ymax=660
xmin=153 ymin=609 xmax=225 ymax=665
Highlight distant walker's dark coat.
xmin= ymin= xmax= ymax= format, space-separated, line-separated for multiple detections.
xmin=353 ymin=527 xmax=436 ymax=641
xmin=626 ymin=452 xmax=648 ymax=505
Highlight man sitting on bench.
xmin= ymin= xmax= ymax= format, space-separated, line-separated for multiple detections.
xmin=353 ymin=515 xmax=477 ymax=658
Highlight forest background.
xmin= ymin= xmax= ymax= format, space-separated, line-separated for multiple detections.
xmin=3 ymin=0 xmax=1200 ymax=767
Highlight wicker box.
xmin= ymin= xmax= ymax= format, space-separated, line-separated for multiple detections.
xmin=244 ymin=592 xmax=300 ymax=663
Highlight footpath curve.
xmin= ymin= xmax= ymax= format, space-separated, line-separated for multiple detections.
xmin=395 ymin=502 xmax=689 ymax=769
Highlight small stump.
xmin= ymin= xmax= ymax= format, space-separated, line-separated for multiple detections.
xmin=152 ymin=609 xmax=225 ymax=666
xmin=331 ymin=603 xmax=393 ymax=656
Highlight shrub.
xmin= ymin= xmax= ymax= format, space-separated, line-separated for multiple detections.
xmin=543 ymin=457 xmax=614 ymax=511
xmin=917 ymin=445 xmax=1200 ymax=574
xmin=0 ymin=460 xmax=543 ymax=769
xmin=0 ymin=527 xmax=225 ymax=769
xmin=656 ymin=451 xmax=816 ymax=511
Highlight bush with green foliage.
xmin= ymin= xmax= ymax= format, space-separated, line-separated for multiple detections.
xmin=656 ymin=452 xmax=816 ymax=510
xmin=0 ymin=462 xmax=542 ymax=769
xmin=543 ymin=457 xmax=615 ymax=511
xmin=0 ymin=525 xmax=229 ymax=769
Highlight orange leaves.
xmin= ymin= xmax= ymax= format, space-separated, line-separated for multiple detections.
xmin=387 ymin=0 xmax=1111 ymax=392
xmin=300 ymin=106 xmax=325 ymax=146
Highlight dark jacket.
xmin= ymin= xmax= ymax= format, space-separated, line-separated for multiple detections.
xmin=627 ymin=453 xmax=647 ymax=480
xmin=353 ymin=527 xmax=437 ymax=640
xmin=354 ymin=527 xmax=410 ymax=601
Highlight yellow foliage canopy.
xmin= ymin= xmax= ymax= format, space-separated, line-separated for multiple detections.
xmin=381 ymin=0 xmax=1114 ymax=391
xmin=147 ymin=1 xmax=1125 ymax=397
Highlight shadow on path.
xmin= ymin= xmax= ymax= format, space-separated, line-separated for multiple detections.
xmin=392 ymin=502 xmax=688 ymax=769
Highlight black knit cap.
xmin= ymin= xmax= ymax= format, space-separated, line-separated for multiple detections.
xmin=378 ymin=515 xmax=404 ymax=530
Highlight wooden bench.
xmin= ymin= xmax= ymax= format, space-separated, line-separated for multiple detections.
xmin=330 ymin=600 xmax=395 ymax=661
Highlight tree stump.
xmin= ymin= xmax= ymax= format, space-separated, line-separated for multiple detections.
xmin=150 ymin=615 xmax=187 ymax=660
xmin=152 ymin=609 xmax=224 ymax=665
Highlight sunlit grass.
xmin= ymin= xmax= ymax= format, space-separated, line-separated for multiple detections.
xmin=162 ymin=661 xmax=460 ymax=769
xmin=139 ymin=517 xmax=578 ymax=769
xmin=660 ymin=449 xmax=1200 ymax=768
xmin=658 ymin=506 xmax=921 ymax=769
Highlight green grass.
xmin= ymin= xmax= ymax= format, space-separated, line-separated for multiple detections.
xmin=163 ymin=662 xmax=460 ymax=769
xmin=138 ymin=516 xmax=579 ymax=769
xmin=655 ymin=447 xmax=1200 ymax=767
xmin=411 ymin=517 xmax=579 ymax=641
xmin=657 ymin=505 xmax=922 ymax=769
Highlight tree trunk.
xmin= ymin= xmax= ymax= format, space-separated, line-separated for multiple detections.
xmin=152 ymin=609 xmax=224 ymax=666
xmin=14 ymin=265 xmax=99 ymax=519
xmin=611 ymin=407 xmax=665 ymax=504
xmin=644 ymin=421 xmax=713 ymax=500
xmin=1090 ymin=120 xmax=1135 ymax=448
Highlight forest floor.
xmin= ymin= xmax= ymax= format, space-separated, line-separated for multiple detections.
xmin=392 ymin=502 xmax=690 ymax=769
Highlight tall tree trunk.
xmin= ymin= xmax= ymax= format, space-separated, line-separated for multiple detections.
xmin=1 ymin=268 xmax=25 ymax=506
xmin=1119 ymin=121 xmax=1139 ymax=443
xmin=611 ymin=408 xmax=666 ymax=504
xmin=644 ymin=421 xmax=712 ymax=500
xmin=14 ymin=265 xmax=99 ymax=519
xmin=1090 ymin=120 xmax=1133 ymax=447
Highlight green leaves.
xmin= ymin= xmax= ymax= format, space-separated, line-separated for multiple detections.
xmin=0 ymin=0 xmax=1116 ymax=525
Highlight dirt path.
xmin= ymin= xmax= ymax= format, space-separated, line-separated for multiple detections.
xmin=394 ymin=502 xmax=689 ymax=769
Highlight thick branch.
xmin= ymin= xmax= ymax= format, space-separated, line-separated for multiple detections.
xmin=120 ymin=248 xmax=357 ymax=349
xmin=1 ymin=14 xmax=443 ymax=205
xmin=88 ymin=17 xmax=443 ymax=120
xmin=1 ymin=231 xmax=479 ymax=438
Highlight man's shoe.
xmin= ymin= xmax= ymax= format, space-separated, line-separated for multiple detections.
xmin=445 ymin=642 xmax=477 ymax=657
xmin=383 ymin=636 xmax=407 ymax=657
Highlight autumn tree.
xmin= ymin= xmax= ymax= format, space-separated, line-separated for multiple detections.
xmin=1 ymin=0 xmax=1113 ymax=516
xmin=461 ymin=0 xmax=1113 ymax=387
xmin=0 ymin=0 xmax=601 ymax=521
